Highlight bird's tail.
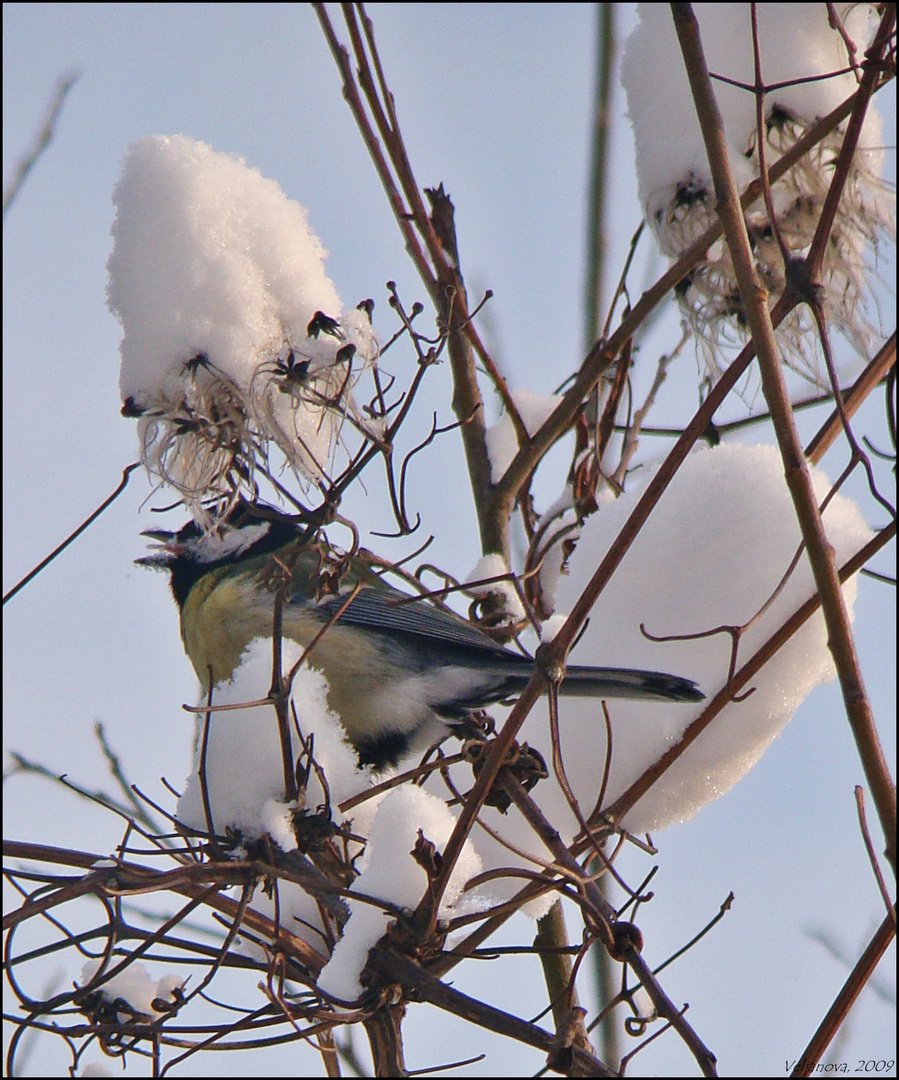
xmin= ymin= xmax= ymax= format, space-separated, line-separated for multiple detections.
xmin=558 ymin=665 xmax=704 ymax=703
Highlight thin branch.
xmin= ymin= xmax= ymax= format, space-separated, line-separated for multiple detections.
xmin=805 ymin=8 xmax=897 ymax=276
xmin=599 ymin=459 xmax=895 ymax=825
xmin=583 ymin=3 xmax=617 ymax=351
xmin=3 ymin=463 xmax=141 ymax=604
xmin=316 ymin=5 xmax=501 ymax=555
xmin=489 ymin=73 xmax=890 ymax=516
xmin=366 ymin=944 xmax=617 ymax=1077
xmin=804 ymin=333 xmax=895 ymax=463
xmin=498 ymin=773 xmax=719 ymax=1077
xmin=4 ymin=71 xmax=80 ymax=216
xmin=791 ymin=914 xmax=896 ymax=1076
xmin=671 ymin=1 xmax=896 ymax=872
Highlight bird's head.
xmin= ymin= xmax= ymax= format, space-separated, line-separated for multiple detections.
xmin=137 ymin=502 xmax=310 ymax=607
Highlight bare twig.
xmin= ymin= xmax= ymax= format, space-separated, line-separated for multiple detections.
xmin=4 ymin=71 xmax=80 ymax=216
xmin=805 ymin=334 xmax=896 ymax=463
xmin=498 ymin=773 xmax=718 ymax=1077
xmin=671 ymin=1 xmax=896 ymax=872
xmin=598 ymin=461 xmax=895 ymax=824
xmin=490 ymin=74 xmax=891 ymax=517
xmin=3 ymin=463 xmax=141 ymax=605
xmin=791 ymin=914 xmax=895 ymax=1076
xmin=315 ymin=5 xmax=504 ymax=555
xmin=583 ymin=4 xmax=618 ymax=352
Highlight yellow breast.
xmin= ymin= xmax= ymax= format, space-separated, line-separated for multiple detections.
xmin=181 ymin=574 xmax=278 ymax=688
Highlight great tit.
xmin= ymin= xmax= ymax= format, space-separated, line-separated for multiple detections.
xmin=140 ymin=503 xmax=704 ymax=769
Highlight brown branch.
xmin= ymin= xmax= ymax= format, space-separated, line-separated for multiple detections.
xmin=414 ymin=665 xmax=550 ymax=934
xmin=583 ymin=3 xmax=618 ymax=351
xmin=367 ymin=945 xmax=617 ymax=1076
xmin=805 ymin=333 xmax=896 ymax=464
xmin=3 ymin=463 xmax=141 ymax=605
xmin=790 ymin=913 xmax=896 ymax=1076
xmin=4 ymin=70 xmax=80 ymax=216
xmin=599 ymin=524 xmax=895 ymax=828
xmin=671 ymin=1 xmax=896 ymax=872
xmin=497 ymin=773 xmax=718 ymax=1077
xmin=806 ymin=7 xmax=897 ymax=277
xmin=854 ymin=787 xmax=896 ymax=924
xmin=316 ymin=5 xmax=502 ymax=554
xmin=3 ymin=840 xmax=332 ymax=974
xmin=363 ymin=1005 xmax=407 ymax=1078
xmin=314 ymin=5 xmax=437 ymax=293
xmin=489 ymin=73 xmax=889 ymax=518
xmin=534 ymin=900 xmax=592 ymax=1058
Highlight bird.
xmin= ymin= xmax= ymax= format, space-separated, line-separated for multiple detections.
xmin=140 ymin=502 xmax=704 ymax=770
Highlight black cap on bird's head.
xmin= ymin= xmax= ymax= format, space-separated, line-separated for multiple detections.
xmin=137 ymin=502 xmax=309 ymax=608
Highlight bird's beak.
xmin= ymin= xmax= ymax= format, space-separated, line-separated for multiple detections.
xmin=136 ymin=528 xmax=184 ymax=568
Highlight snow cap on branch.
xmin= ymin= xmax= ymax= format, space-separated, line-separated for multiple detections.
xmin=317 ymin=785 xmax=484 ymax=1002
xmin=622 ymin=4 xmax=893 ymax=383
xmin=458 ymin=444 xmax=873 ymax=912
xmin=108 ymin=135 xmax=379 ymax=522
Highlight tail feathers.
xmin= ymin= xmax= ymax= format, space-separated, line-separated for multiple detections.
xmin=560 ymin=665 xmax=704 ymax=703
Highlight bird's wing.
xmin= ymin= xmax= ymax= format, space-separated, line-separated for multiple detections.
xmin=310 ymin=584 xmax=704 ymax=704
xmin=314 ymin=587 xmax=517 ymax=656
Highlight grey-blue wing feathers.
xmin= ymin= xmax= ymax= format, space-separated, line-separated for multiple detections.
xmin=316 ymin=586 xmax=513 ymax=653
xmin=313 ymin=586 xmax=703 ymax=704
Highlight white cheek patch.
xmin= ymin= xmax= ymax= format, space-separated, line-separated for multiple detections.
xmin=197 ymin=522 xmax=271 ymax=562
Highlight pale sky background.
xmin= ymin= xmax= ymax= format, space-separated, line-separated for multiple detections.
xmin=3 ymin=4 xmax=895 ymax=1077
